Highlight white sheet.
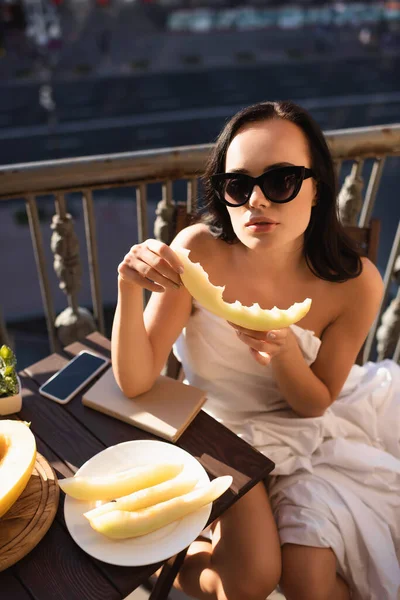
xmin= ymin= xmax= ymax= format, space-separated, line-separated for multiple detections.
xmin=174 ymin=303 xmax=400 ymax=599
xmin=245 ymin=360 xmax=400 ymax=600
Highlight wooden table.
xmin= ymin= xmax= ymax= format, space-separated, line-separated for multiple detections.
xmin=0 ymin=332 xmax=274 ymax=600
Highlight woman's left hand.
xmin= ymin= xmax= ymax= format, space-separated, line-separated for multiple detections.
xmin=227 ymin=322 xmax=294 ymax=366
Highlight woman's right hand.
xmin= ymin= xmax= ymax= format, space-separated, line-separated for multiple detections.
xmin=117 ymin=239 xmax=185 ymax=293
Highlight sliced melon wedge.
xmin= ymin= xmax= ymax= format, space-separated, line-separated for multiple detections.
xmin=86 ymin=475 xmax=232 ymax=539
xmin=58 ymin=462 xmax=184 ymax=501
xmin=84 ymin=475 xmax=199 ymax=520
xmin=174 ymin=247 xmax=311 ymax=331
xmin=0 ymin=420 xmax=37 ymax=518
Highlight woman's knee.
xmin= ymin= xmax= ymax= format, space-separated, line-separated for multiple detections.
xmin=209 ymin=483 xmax=281 ymax=599
xmin=217 ymin=576 xmax=280 ymax=600
xmin=216 ymin=558 xmax=281 ymax=600
xmin=281 ymin=567 xmax=333 ymax=600
xmin=280 ymin=543 xmax=342 ymax=600
xmin=281 ymin=583 xmax=331 ymax=600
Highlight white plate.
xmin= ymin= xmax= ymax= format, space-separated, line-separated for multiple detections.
xmin=64 ymin=439 xmax=211 ymax=566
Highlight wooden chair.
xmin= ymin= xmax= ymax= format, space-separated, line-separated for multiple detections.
xmin=345 ymin=220 xmax=380 ymax=266
xmin=164 ymin=204 xmax=380 ymax=376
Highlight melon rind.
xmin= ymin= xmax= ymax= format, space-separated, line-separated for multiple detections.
xmin=174 ymin=247 xmax=311 ymax=331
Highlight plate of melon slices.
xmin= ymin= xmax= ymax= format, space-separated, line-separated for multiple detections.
xmin=62 ymin=439 xmax=232 ymax=566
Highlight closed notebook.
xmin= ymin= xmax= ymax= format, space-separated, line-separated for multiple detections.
xmin=82 ymin=368 xmax=207 ymax=442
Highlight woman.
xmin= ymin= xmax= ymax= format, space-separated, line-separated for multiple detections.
xmin=113 ymin=101 xmax=400 ymax=600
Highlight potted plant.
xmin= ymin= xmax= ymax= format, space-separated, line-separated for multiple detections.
xmin=0 ymin=345 xmax=22 ymax=415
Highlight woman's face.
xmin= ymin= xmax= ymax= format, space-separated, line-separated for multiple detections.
xmin=224 ymin=118 xmax=316 ymax=253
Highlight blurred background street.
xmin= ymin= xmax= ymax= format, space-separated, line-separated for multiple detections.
xmin=1 ymin=0 xmax=399 ymax=164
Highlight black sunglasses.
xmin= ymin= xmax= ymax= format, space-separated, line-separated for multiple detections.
xmin=210 ymin=166 xmax=315 ymax=207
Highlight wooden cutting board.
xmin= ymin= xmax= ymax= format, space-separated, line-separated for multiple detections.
xmin=0 ymin=453 xmax=60 ymax=572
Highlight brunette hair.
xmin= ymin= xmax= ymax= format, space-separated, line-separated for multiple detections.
xmin=201 ymin=100 xmax=362 ymax=282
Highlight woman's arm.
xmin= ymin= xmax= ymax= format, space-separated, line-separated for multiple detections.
xmin=233 ymin=259 xmax=384 ymax=417
xmin=111 ymin=277 xmax=191 ymax=397
xmin=270 ymin=332 xmax=331 ymax=417
xmin=111 ymin=227 xmax=205 ymax=398
xmin=301 ymin=259 xmax=383 ymax=415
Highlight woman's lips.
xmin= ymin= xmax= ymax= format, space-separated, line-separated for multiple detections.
xmin=245 ymin=221 xmax=279 ymax=232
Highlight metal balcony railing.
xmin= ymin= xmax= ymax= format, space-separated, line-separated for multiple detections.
xmin=0 ymin=123 xmax=399 ymax=362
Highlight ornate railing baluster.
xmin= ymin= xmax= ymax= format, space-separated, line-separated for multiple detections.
xmin=338 ymin=160 xmax=365 ymax=227
xmin=359 ymin=157 xmax=386 ymax=227
xmin=393 ymin=337 xmax=400 ymax=364
xmin=51 ymin=193 xmax=96 ymax=346
xmin=136 ymin=184 xmax=150 ymax=305
xmin=376 ymin=287 xmax=400 ymax=362
xmin=25 ymin=194 xmax=58 ymax=352
xmin=82 ymin=189 xmax=105 ymax=335
xmin=187 ymin=177 xmax=198 ymax=215
xmin=363 ymin=221 xmax=400 ymax=362
xmin=393 ymin=279 xmax=400 ymax=362
xmin=154 ymin=181 xmax=175 ymax=244
xmin=136 ymin=184 xmax=148 ymax=243
xmin=376 ymin=253 xmax=400 ymax=362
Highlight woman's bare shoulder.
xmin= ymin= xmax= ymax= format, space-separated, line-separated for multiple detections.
xmin=348 ymin=257 xmax=383 ymax=299
xmin=170 ymin=223 xmax=219 ymax=256
xmin=338 ymin=257 xmax=383 ymax=323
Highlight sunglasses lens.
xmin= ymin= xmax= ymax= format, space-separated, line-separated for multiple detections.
xmin=213 ymin=167 xmax=306 ymax=206
xmin=262 ymin=168 xmax=301 ymax=202
xmin=224 ymin=177 xmax=251 ymax=205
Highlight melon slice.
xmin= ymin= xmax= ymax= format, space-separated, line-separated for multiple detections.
xmin=86 ymin=475 xmax=232 ymax=539
xmin=174 ymin=247 xmax=311 ymax=331
xmin=0 ymin=420 xmax=37 ymax=518
xmin=84 ymin=475 xmax=199 ymax=520
xmin=58 ymin=462 xmax=184 ymax=501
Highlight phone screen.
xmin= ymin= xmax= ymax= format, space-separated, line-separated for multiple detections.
xmin=40 ymin=353 xmax=107 ymax=402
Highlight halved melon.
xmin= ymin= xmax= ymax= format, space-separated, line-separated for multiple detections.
xmin=174 ymin=247 xmax=311 ymax=331
xmin=86 ymin=475 xmax=232 ymax=539
xmin=0 ymin=420 xmax=37 ymax=518
xmin=58 ymin=462 xmax=184 ymax=502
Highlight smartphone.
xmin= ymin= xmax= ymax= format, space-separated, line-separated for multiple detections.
xmin=39 ymin=351 xmax=110 ymax=405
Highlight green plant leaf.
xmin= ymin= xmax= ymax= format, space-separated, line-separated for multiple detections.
xmin=0 ymin=345 xmax=18 ymax=396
